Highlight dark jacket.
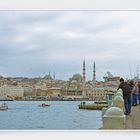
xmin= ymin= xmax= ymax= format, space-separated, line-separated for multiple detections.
xmin=118 ymin=82 xmax=132 ymax=98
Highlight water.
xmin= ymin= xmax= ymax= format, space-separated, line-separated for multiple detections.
xmin=0 ymin=101 xmax=102 ymax=130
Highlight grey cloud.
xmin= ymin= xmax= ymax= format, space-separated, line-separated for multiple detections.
xmin=0 ymin=11 xmax=140 ymax=80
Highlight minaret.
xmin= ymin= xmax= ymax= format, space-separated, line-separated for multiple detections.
xmin=83 ymin=59 xmax=86 ymax=82
xmin=49 ymin=71 xmax=51 ymax=76
xmin=53 ymin=71 xmax=55 ymax=80
xmin=93 ymin=62 xmax=96 ymax=87
xmin=82 ymin=59 xmax=86 ymax=97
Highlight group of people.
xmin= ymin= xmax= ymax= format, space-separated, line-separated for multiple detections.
xmin=118 ymin=78 xmax=140 ymax=115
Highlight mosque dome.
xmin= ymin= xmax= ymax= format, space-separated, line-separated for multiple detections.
xmin=104 ymin=107 xmax=124 ymax=117
xmin=71 ymin=73 xmax=83 ymax=82
xmin=44 ymin=75 xmax=53 ymax=80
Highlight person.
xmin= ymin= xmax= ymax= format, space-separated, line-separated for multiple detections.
xmin=131 ymin=81 xmax=139 ymax=106
xmin=118 ymin=78 xmax=125 ymax=93
xmin=118 ymin=78 xmax=132 ymax=115
xmin=137 ymin=81 xmax=140 ymax=105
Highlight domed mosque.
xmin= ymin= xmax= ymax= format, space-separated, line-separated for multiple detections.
xmin=44 ymin=74 xmax=53 ymax=81
xmin=62 ymin=60 xmax=105 ymax=100
xmin=66 ymin=73 xmax=83 ymax=96
xmin=71 ymin=73 xmax=83 ymax=83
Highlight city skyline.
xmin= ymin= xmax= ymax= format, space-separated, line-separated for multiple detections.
xmin=0 ymin=11 xmax=140 ymax=80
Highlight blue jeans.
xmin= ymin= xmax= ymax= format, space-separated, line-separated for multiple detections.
xmin=138 ymin=92 xmax=140 ymax=104
xmin=132 ymin=93 xmax=138 ymax=106
xmin=131 ymin=94 xmax=133 ymax=105
xmin=124 ymin=95 xmax=131 ymax=114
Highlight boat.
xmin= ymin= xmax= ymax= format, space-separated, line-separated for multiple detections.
xmin=0 ymin=103 xmax=8 ymax=110
xmin=38 ymin=103 xmax=50 ymax=107
xmin=78 ymin=101 xmax=108 ymax=110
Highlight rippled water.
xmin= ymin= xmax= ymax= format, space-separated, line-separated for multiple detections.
xmin=0 ymin=101 xmax=102 ymax=129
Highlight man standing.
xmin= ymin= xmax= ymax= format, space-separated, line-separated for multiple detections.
xmin=137 ymin=82 xmax=140 ymax=105
xmin=131 ymin=81 xmax=139 ymax=106
xmin=118 ymin=78 xmax=132 ymax=115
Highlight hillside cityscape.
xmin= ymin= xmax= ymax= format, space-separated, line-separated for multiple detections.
xmin=0 ymin=61 xmax=121 ymax=101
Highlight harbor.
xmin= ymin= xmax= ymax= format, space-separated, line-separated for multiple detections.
xmin=1 ymin=10 xmax=140 ymax=132
xmin=0 ymin=61 xmax=122 ymax=129
xmin=1 ymin=61 xmax=138 ymax=129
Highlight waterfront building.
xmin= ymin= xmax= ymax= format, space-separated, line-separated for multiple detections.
xmin=84 ymin=86 xmax=106 ymax=100
xmin=47 ymin=87 xmax=62 ymax=96
xmin=22 ymin=86 xmax=33 ymax=96
xmin=0 ymin=84 xmax=24 ymax=98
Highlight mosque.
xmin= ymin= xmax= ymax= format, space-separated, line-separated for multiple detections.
xmin=22 ymin=59 xmax=120 ymax=100
xmin=61 ymin=60 xmax=106 ymax=100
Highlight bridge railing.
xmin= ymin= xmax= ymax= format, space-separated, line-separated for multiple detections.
xmin=101 ymin=89 xmax=126 ymax=129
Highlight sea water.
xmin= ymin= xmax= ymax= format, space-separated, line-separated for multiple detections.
xmin=0 ymin=101 xmax=102 ymax=130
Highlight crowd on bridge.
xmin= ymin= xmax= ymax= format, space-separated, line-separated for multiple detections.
xmin=118 ymin=78 xmax=140 ymax=115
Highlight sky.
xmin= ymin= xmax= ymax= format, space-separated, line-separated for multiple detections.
xmin=0 ymin=11 xmax=140 ymax=81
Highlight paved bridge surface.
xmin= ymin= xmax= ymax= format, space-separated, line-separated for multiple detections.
xmin=126 ymin=105 xmax=140 ymax=129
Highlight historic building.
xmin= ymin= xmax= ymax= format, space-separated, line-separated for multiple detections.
xmin=0 ymin=84 xmax=24 ymax=98
xmin=61 ymin=73 xmax=83 ymax=96
xmin=61 ymin=60 xmax=107 ymax=100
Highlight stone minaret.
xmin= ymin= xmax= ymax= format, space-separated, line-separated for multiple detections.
xmin=83 ymin=59 xmax=86 ymax=82
xmin=82 ymin=59 xmax=86 ymax=97
xmin=93 ymin=62 xmax=96 ymax=87
xmin=53 ymin=71 xmax=55 ymax=80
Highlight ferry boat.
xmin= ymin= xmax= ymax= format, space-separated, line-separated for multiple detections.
xmin=0 ymin=103 xmax=8 ymax=110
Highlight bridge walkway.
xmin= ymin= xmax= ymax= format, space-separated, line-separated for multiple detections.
xmin=126 ymin=105 xmax=140 ymax=129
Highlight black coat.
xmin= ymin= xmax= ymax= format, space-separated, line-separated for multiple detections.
xmin=118 ymin=82 xmax=133 ymax=99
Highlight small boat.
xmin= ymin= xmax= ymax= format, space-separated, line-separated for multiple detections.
xmin=0 ymin=103 xmax=8 ymax=110
xmin=79 ymin=101 xmax=108 ymax=110
xmin=38 ymin=103 xmax=50 ymax=107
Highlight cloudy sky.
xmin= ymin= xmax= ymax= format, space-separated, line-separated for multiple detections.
xmin=0 ymin=11 xmax=140 ymax=81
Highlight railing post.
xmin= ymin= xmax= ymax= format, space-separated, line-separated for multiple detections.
xmin=112 ymin=95 xmax=124 ymax=110
xmin=102 ymin=107 xmax=126 ymax=129
xmin=102 ymin=89 xmax=126 ymax=129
